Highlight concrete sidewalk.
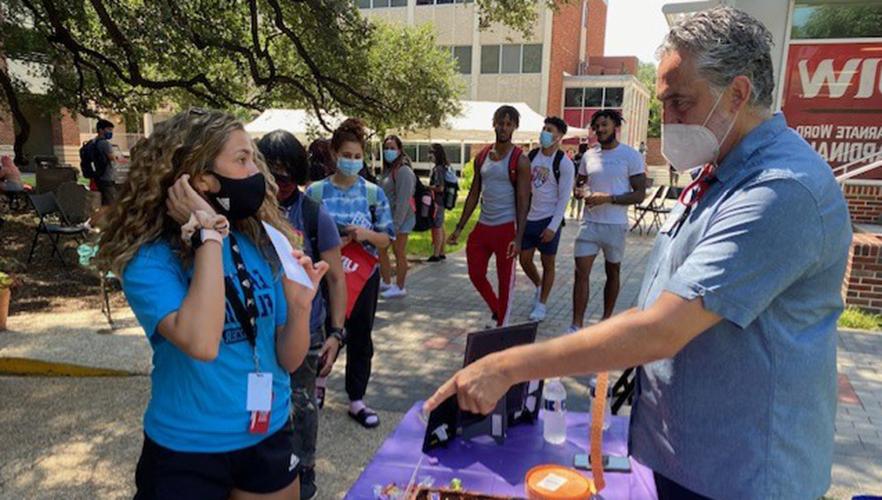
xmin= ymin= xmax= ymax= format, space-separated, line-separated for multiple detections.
xmin=1 ymin=221 xmax=880 ymax=498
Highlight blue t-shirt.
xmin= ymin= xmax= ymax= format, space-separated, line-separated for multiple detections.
xmin=282 ymin=192 xmax=342 ymax=344
xmin=123 ymin=232 xmax=291 ymax=453
xmin=630 ymin=113 xmax=852 ymax=499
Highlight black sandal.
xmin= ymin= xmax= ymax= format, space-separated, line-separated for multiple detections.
xmin=348 ymin=408 xmax=380 ymax=429
xmin=315 ymin=386 xmax=325 ymax=409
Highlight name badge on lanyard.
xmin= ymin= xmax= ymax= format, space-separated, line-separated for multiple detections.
xmin=225 ymin=233 xmax=274 ymax=434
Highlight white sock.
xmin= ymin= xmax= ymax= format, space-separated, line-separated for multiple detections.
xmin=350 ymin=400 xmax=379 ymax=425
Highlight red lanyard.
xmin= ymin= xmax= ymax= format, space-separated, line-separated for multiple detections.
xmin=678 ymin=163 xmax=717 ymax=208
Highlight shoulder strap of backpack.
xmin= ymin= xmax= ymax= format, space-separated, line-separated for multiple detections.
xmin=553 ymin=150 xmax=565 ymax=183
xmin=528 ymin=148 xmax=539 ymax=162
xmin=307 ymin=181 xmax=325 ymax=204
xmin=475 ymin=145 xmax=492 ymax=171
xmin=508 ymin=146 xmax=523 ymax=186
xmin=365 ymin=182 xmax=378 ymax=207
xmin=300 ymin=195 xmax=321 ymax=261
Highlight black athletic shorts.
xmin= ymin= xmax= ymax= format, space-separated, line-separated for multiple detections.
xmin=134 ymin=422 xmax=300 ymax=500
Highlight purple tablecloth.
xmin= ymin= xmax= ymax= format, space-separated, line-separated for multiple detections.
xmin=346 ymin=402 xmax=657 ymax=499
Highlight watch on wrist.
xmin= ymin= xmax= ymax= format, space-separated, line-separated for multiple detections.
xmin=327 ymin=326 xmax=346 ymax=346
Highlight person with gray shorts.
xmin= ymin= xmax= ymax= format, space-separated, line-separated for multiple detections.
xmin=570 ymin=110 xmax=646 ymax=332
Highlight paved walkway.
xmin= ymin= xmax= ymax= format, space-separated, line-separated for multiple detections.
xmin=0 ymin=220 xmax=880 ymax=498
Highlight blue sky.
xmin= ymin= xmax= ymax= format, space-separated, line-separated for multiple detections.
xmin=604 ymin=0 xmax=671 ymax=65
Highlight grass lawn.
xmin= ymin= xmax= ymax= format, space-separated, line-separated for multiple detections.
xmin=407 ymin=200 xmax=480 ymax=258
xmin=838 ymin=306 xmax=882 ymax=331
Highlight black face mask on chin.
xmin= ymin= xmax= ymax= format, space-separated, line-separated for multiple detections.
xmin=207 ymin=172 xmax=267 ymax=221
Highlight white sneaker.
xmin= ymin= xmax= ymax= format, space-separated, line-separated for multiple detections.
xmin=381 ymin=285 xmax=407 ymax=299
xmin=565 ymin=324 xmax=580 ymax=334
xmin=528 ymin=302 xmax=547 ymax=322
xmin=380 ymin=281 xmax=393 ymax=292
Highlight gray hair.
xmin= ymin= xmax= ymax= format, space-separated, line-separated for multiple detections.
xmin=658 ymin=6 xmax=775 ymax=109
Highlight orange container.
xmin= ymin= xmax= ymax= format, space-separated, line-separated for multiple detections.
xmin=525 ymin=464 xmax=594 ymax=500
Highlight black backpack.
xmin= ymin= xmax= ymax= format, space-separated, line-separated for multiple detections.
xmin=79 ymin=139 xmax=109 ymax=180
xmin=438 ymin=166 xmax=459 ymax=210
xmin=412 ymin=176 xmax=435 ymax=232
xmin=527 ymin=148 xmax=567 ymax=227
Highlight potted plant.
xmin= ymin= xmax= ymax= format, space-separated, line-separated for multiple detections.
xmin=0 ymin=272 xmax=12 ymax=331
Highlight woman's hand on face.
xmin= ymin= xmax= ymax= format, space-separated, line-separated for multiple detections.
xmin=283 ymin=249 xmax=330 ymax=309
xmin=166 ymin=174 xmax=216 ymax=225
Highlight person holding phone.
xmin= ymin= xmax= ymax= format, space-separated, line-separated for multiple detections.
xmin=97 ymin=108 xmax=327 ymax=499
xmin=257 ymin=129 xmax=347 ymax=500
xmin=305 ymin=118 xmax=394 ymax=429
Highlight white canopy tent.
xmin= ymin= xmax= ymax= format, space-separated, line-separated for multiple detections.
xmin=394 ymin=100 xmax=590 ymax=144
xmin=244 ymin=101 xmax=591 ymax=169
xmin=244 ymin=109 xmax=344 ymax=140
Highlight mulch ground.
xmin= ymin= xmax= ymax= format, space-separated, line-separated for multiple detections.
xmin=0 ymin=209 xmax=126 ymax=315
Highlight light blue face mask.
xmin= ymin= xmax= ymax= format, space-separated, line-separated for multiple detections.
xmin=383 ymin=149 xmax=400 ymax=163
xmin=540 ymin=130 xmax=555 ymax=149
xmin=337 ymin=157 xmax=362 ymax=177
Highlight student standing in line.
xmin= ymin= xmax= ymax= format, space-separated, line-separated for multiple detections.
xmin=98 ymin=108 xmax=326 ymax=499
xmin=378 ymin=135 xmax=415 ymax=299
xmin=257 ymin=130 xmax=347 ymax=500
xmin=520 ymin=116 xmax=575 ymax=322
xmin=306 ymin=119 xmax=394 ymax=430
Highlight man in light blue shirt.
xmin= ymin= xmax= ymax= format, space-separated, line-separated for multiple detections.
xmin=425 ymin=6 xmax=851 ymax=499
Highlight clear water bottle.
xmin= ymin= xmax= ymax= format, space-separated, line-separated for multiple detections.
xmin=542 ymin=378 xmax=567 ymax=445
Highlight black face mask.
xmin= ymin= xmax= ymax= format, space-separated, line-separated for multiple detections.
xmin=208 ymin=172 xmax=266 ymax=220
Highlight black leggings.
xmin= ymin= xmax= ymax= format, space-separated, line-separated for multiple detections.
xmin=344 ymin=270 xmax=380 ymax=401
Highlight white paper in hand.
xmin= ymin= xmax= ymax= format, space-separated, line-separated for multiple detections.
xmin=261 ymin=222 xmax=313 ymax=290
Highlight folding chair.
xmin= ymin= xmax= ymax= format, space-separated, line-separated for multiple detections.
xmin=27 ymin=193 xmax=88 ymax=266
xmin=78 ymin=243 xmax=117 ymax=327
xmin=630 ymin=185 xmax=663 ymax=234
xmin=643 ymin=185 xmax=673 ymax=233
xmin=610 ymin=367 xmax=637 ymax=415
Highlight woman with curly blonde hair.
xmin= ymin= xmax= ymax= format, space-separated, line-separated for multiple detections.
xmin=98 ymin=108 xmax=326 ymax=500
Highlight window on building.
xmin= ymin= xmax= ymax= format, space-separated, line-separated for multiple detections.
xmin=436 ymin=0 xmax=454 ymax=4
xmin=452 ymin=45 xmax=472 ymax=74
xmin=417 ymin=0 xmax=472 ymax=4
xmin=443 ymin=144 xmax=462 ymax=164
xmin=565 ymin=88 xmax=584 ymax=108
xmin=522 ymin=44 xmax=542 ymax=73
xmin=791 ymin=0 xmax=882 ymax=39
xmin=359 ymin=0 xmax=407 ymax=7
xmin=604 ymin=87 xmax=624 ymax=107
xmin=403 ymin=144 xmax=418 ymax=161
xmin=501 ymin=45 xmax=521 ymax=74
xmin=585 ymin=88 xmax=603 ymax=107
xmin=481 ymin=44 xmax=542 ymax=74
xmin=481 ymin=45 xmax=500 ymax=74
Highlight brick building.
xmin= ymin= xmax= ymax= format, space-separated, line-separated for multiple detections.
xmin=361 ymin=0 xmax=650 ymax=165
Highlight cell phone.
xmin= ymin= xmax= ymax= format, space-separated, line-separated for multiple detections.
xmin=315 ymin=354 xmax=326 ymax=377
xmin=336 ymin=223 xmax=350 ymax=237
xmin=574 ymin=454 xmax=631 ymax=473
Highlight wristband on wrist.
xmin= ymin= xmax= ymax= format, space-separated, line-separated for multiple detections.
xmin=190 ymin=228 xmax=224 ymax=249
